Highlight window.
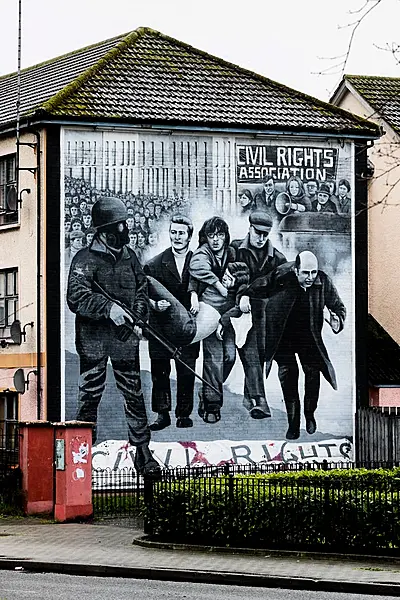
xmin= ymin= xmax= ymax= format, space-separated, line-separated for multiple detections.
xmin=0 ymin=392 xmax=18 ymax=454
xmin=0 ymin=268 xmax=18 ymax=340
xmin=0 ymin=154 xmax=17 ymax=226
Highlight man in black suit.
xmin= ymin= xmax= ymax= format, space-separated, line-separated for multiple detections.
xmin=254 ymin=176 xmax=279 ymax=221
xmin=144 ymin=215 xmax=200 ymax=430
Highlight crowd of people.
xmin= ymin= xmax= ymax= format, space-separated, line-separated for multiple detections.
xmin=238 ymin=176 xmax=351 ymax=220
xmin=64 ymin=176 xmax=190 ymax=264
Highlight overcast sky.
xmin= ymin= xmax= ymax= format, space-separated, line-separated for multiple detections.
xmin=1 ymin=0 xmax=399 ymax=101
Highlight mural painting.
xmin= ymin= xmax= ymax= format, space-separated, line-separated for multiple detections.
xmin=62 ymin=129 xmax=354 ymax=471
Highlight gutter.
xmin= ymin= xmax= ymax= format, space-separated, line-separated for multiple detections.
xmin=0 ymin=116 xmax=382 ymax=141
xmin=32 ymin=119 xmax=383 ymax=141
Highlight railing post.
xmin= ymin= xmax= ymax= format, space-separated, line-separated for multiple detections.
xmin=143 ymin=470 xmax=160 ymax=536
xmin=224 ymin=462 xmax=234 ymax=503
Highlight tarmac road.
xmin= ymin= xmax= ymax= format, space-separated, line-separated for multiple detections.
xmin=1 ymin=520 xmax=400 ymax=597
xmin=0 ymin=571 xmax=398 ymax=600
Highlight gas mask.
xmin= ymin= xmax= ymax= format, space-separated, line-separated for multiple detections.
xmin=100 ymin=221 xmax=129 ymax=250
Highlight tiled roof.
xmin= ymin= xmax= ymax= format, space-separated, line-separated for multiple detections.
xmin=0 ymin=32 xmax=127 ymax=128
xmin=343 ymin=75 xmax=400 ymax=135
xmin=368 ymin=314 xmax=400 ymax=386
xmin=0 ymin=28 xmax=380 ymax=137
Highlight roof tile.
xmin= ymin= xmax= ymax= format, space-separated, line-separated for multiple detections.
xmin=345 ymin=75 xmax=400 ymax=135
xmin=0 ymin=28 xmax=380 ymax=136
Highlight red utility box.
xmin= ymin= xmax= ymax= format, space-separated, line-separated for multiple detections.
xmin=54 ymin=421 xmax=93 ymax=522
xmin=19 ymin=421 xmax=54 ymax=515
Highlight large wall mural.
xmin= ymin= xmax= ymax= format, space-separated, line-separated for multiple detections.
xmin=61 ymin=128 xmax=354 ymax=471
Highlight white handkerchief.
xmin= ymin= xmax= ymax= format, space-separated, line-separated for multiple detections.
xmin=191 ymin=302 xmax=221 ymax=343
xmin=231 ymin=312 xmax=253 ymax=349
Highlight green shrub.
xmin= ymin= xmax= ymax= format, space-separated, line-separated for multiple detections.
xmin=144 ymin=468 xmax=400 ymax=552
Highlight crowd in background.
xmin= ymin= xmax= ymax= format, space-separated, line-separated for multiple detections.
xmin=64 ymin=176 xmax=190 ymax=264
xmin=237 ymin=175 xmax=352 ymax=220
xmin=64 ymin=174 xmax=352 ymax=266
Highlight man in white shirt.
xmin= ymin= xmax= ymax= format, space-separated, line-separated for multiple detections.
xmin=144 ymin=215 xmax=200 ymax=430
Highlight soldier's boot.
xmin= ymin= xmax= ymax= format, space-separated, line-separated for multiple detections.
xmin=134 ymin=443 xmax=161 ymax=475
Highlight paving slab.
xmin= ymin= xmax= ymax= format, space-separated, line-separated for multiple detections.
xmin=0 ymin=519 xmax=400 ymax=596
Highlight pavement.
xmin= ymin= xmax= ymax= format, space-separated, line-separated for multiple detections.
xmin=1 ymin=517 xmax=400 ymax=596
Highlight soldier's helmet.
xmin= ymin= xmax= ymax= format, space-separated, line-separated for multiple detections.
xmin=91 ymin=197 xmax=128 ymax=230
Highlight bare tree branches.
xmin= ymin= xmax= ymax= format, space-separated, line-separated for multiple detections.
xmin=374 ymin=41 xmax=400 ymax=65
xmin=313 ymin=0 xmax=384 ymax=78
xmin=364 ymin=142 xmax=400 ymax=210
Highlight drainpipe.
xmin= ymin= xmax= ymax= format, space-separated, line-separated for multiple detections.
xmin=31 ymin=129 xmax=42 ymax=420
xmin=18 ymin=128 xmax=42 ymax=420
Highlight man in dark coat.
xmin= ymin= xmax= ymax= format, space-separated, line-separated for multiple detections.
xmin=232 ymin=210 xmax=286 ymax=419
xmin=67 ymin=196 xmax=160 ymax=475
xmin=144 ymin=215 xmax=200 ymax=431
xmin=254 ymin=176 xmax=279 ymax=221
xmin=311 ymin=182 xmax=338 ymax=214
xmin=245 ymin=251 xmax=346 ymax=439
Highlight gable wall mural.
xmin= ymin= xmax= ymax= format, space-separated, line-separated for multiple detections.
xmin=61 ymin=127 xmax=354 ymax=472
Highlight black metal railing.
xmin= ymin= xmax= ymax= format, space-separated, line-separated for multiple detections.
xmin=0 ymin=425 xmax=22 ymax=509
xmin=0 ymin=425 xmax=19 ymax=472
xmin=92 ymin=467 xmax=144 ymax=518
xmin=143 ymin=461 xmax=400 ymax=554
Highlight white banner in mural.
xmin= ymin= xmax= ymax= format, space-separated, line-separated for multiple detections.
xmin=61 ymin=127 xmax=354 ymax=473
xmin=93 ymin=438 xmax=353 ymax=471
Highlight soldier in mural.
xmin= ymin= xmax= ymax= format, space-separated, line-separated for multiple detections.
xmin=66 ymin=196 xmax=160 ymax=475
xmin=144 ymin=214 xmax=200 ymax=431
xmin=245 ymin=250 xmax=346 ymax=440
xmin=232 ymin=210 xmax=286 ymax=419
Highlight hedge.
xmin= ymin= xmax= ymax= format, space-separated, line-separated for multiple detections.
xmin=144 ymin=467 xmax=400 ymax=553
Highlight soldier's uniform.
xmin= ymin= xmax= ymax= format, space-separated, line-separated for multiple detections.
xmin=67 ymin=197 xmax=159 ymax=474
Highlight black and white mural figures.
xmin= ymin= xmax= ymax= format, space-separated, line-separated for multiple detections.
xmin=66 ymin=196 xmax=160 ymax=475
xmin=62 ymin=130 xmax=354 ymax=469
xmin=244 ymin=251 xmax=346 ymax=440
xmin=143 ymin=215 xmax=200 ymax=432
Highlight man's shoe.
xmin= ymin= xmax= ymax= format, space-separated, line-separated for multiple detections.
xmin=176 ymin=417 xmax=193 ymax=428
xmin=149 ymin=412 xmax=171 ymax=431
xmin=134 ymin=444 xmax=161 ymax=475
xmin=286 ymin=427 xmax=300 ymax=440
xmin=242 ymin=396 xmax=253 ymax=412
xmin=249 ymin=397 xmax=271 ymax=419
xmin=198 ymin=394 xmax=221 ymax=424
xmin=306 ymin=415 xmax=317 ymax=435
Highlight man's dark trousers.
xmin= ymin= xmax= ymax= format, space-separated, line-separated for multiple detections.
xmin=274 ymin=339 xmax=321 ymax=433
xmin=150 ymin=344 xmax=199 ymax=418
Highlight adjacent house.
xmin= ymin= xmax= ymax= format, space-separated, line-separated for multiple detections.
xmin=331 ymin=76 xmax=400 ymax=345
xmin=0 ymin=28 xmax=380 ymax=463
